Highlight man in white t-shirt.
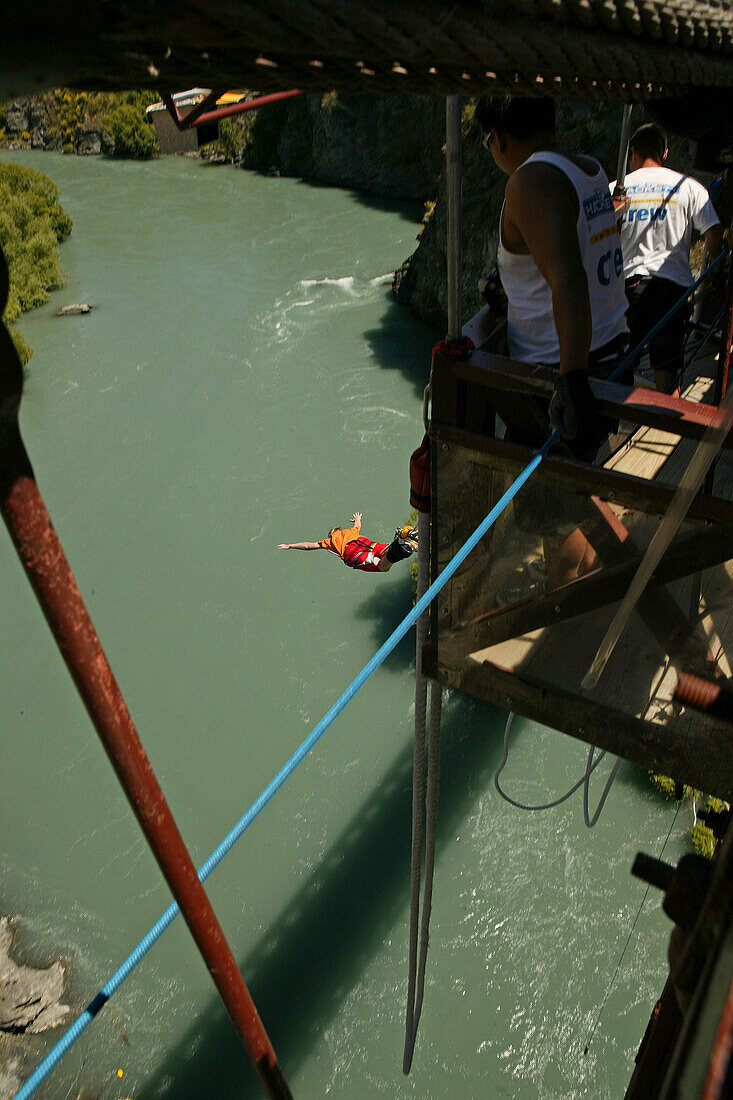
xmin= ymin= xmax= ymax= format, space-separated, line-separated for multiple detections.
xmin=611 ymin=122 xmax=722 ymax=395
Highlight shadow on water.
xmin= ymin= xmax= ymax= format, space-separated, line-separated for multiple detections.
xmin=141 ymin=693 xmax=507 ymax=1099
xmin=350 ymin=570 xmax=416 ymax=674
xmin=291 ymin=175 xmax=425 ymax=224
xmin=364 ymin=295 xmax=437 ymax=401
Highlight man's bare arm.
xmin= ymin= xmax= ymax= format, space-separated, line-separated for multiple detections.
xmin=277 ymin=541 xmax=322 ymax=550
xmin=705 ymin=224 xmax=723 ymax=262
xmin=504 ymin=163 xmax=592 ymax=375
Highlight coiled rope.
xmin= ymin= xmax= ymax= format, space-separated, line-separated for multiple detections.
xmin=495 ymin=711 xmax=613 ymax=815
xmin=13 ymin=425 xmax=562 ymax=1100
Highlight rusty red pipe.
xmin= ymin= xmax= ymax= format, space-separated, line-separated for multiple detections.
xmin=163 ymin=88 xmax=303 ymax=131
xmin=674 ymin=672 xmax=733 ymax=723
xmin=0 ymin=250 xmax=292 ymax=1100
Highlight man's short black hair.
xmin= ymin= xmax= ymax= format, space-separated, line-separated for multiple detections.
xmin=475 ymin=94 xmax=555 ymax=141
xmin=630 ymin=122 xmax=667 ymax=163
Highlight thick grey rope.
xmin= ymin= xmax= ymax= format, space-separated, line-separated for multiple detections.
xmin=411 ymin=678 xmax=443 ymax=1044
xmin=495 ymin=711 xmax=620 ymax=825
xmin=403 ymin=507 xmax=430 ymax=1073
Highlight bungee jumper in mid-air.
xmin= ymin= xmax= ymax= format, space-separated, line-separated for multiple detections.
xmin=277 ymin=512 xmax=418 ymax=572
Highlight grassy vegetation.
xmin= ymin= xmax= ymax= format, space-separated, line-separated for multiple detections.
xmin=211 ymin=113 xmax=253 ymax=162
xmin=648 ymin=772 xmax=726 ymax=857
xmin=0 ymin=163 xmax=73 ymax=365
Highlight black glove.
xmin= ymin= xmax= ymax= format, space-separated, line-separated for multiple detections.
xmin=549 ymin=370 xmax=609 ymax=456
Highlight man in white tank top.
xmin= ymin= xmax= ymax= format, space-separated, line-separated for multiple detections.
xmin=611 ymin=122 xmax=722 ymax=395
xmin=475 ymin=94 xmax=629 ymax=586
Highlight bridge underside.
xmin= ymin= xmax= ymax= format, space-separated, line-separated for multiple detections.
xmin=4 ymin=0 xmax=733 ymax=103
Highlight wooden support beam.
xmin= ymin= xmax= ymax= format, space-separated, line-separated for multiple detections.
xmin=433 ymin=426 xmax=733 ymax=526
xmin=580 ymin=497 xmax=711 ymax=668
xmin=422 ymin=644 xmax=733 ymax=800
xmin=444 ymin=528 xmax=733 ymax=653
xmin=436 ymin=351 xmax=733 ymax=447
xmin=432 ymin=428 xmax=716 ymax=665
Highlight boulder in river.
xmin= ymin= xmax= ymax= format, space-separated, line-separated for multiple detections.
xmin=0 ymin=917 xmax=69 ymax=1034
xmin=56 ymin=303 xmax=92 ymax=316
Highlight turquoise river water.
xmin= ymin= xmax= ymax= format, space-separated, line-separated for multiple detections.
xmin=1 ymin=151 xmax=689 ymax=1099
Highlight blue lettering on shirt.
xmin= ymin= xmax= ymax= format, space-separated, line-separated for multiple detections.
xmin=624 ymin=206 xmax=668 ymax=224
xmin=626 ymin=182 xmax=676 ymax=196
xmin=597 ymin=248 xmax=624 ymax=286
xmin=583 ymin=189 xmax=614 ymax=222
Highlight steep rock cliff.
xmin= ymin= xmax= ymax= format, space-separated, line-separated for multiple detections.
xmin=245 ymin=92 xmax=445 ymax=201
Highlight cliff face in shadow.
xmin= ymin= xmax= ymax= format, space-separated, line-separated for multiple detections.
xmin=245 ymin=92 xmax=445 ymax=200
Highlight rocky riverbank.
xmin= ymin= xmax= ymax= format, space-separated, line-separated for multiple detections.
xmin=0 ymin=917 xmax=70 ymax=1096
xmin=1 ymin=90 xmax=159 ymax=157
xmin=0 ymin=918 xmax=69 ymax=1034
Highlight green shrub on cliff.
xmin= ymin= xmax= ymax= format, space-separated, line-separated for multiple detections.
xmin=104 ymin=102 xmax=159 ymax=158
xmin=215 ymin=114 xmax=253 ymax=162
xmin=243 ymin=98 xmax=296 ymax=171
xmin=0 ymin=163 xmax=72 ymax=364
xmin=648 ymin=772 xmax=725 ymax=858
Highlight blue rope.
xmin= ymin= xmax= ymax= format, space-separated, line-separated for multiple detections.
xmin=607 ymin=249 xmax=727 ymax=384
xmin=13 ymin=424 xmax=563 ymax=1100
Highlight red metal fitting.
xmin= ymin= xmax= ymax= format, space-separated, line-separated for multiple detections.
xmin=431 ymin=335 xmax=474 ymax=360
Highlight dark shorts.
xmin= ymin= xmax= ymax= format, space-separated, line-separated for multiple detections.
xmin=625 ymin=274 xmax=690 ymax=390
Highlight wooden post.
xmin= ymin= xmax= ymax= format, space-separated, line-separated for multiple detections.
xmin=445 ymin=95 xmax=462 ymax=342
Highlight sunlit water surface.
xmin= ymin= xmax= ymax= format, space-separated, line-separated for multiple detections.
xmin=0 ymin=151 xmax=687 ymax=1099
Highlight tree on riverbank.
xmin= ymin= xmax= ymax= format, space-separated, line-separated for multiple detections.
xmin=0 ymin=163 xmax=72 ymax=365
